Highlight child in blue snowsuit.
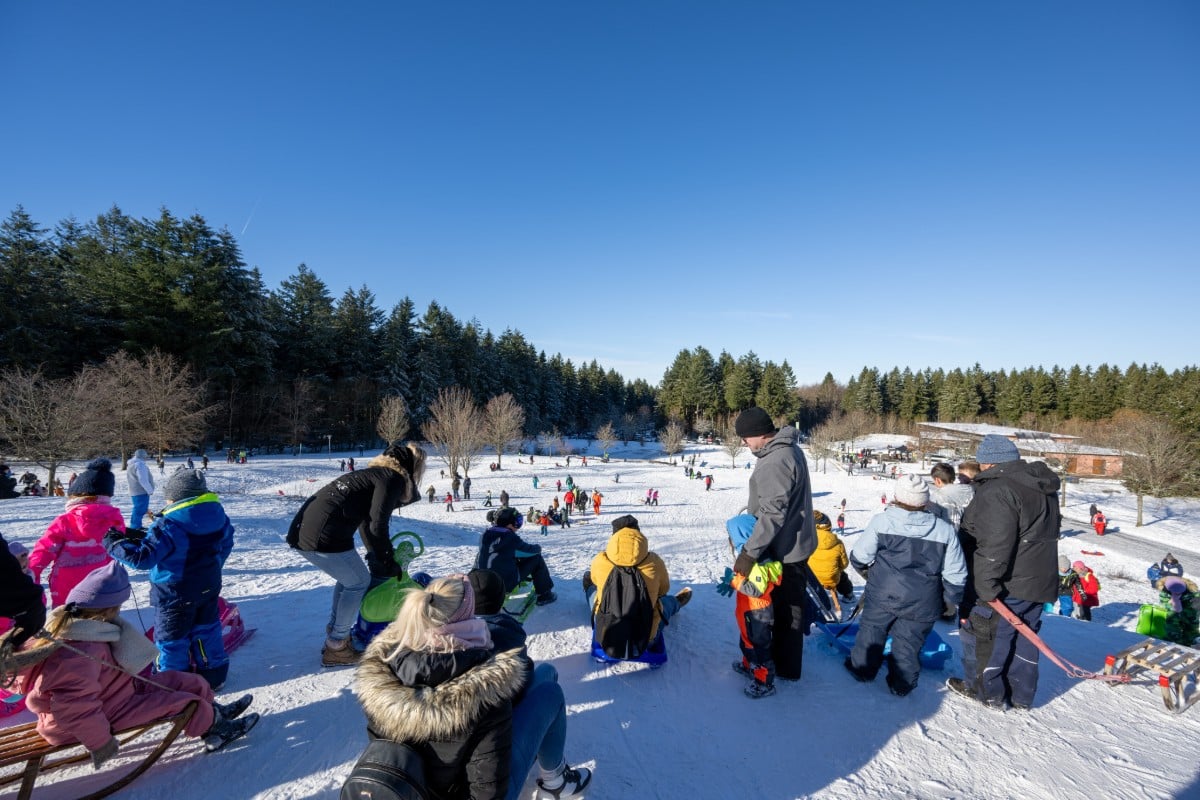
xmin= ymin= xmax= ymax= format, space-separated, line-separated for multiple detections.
xmin=1051 ymin=556 xmax=1082 ymax=617
xmin=105 ymin=468 xmax=234 ymax=689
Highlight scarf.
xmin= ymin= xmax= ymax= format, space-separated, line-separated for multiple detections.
xmin=59 ymin=615 xmax=159 ymax=673
xmin=426 ymin=618 xmax=493 ymax=651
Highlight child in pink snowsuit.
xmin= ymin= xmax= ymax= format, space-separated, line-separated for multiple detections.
xmin=29 ymin=458 xmax=123 ymax=607
xmin=19 ymin=561 xmax=258 ymax=764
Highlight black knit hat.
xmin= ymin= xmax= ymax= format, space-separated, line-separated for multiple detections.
xmin=611 ymin=514 xmax=640 ymax=533
xmin=70 ymin=458 xmax=115 ymax=497
xmin=495 ymin=506 xmax=522 ymax=528
xmin=734 ymin=407 xmax=776 ymax=438
xmin=468 ymin=569 xmax=506 ymax=615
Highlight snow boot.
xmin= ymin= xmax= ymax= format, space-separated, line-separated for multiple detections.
xmin=674 ymin=587 xmax=692 ymax=608
xmin=744 ymin=680 xmax=777 ymax=699
xmin=535 ymin=591 xmax=558 ymax=606
xmin=843 ymin=657 xmax=873 ymax=683
xmin=535 ymin=765 xmax=592 ymax=799
xmin=321 ymin=638 xmax=360 ymax=667
xmin=732 ymin=660 xmax=753 ymax=679
xmin=204 ymin=711 xmax=260 ymax=753
xmin=214 ymin=693 xmax=253 ymax=722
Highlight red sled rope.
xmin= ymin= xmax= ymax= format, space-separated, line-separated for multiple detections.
xmin=987 ymin=599 xmax=1130 ymax=683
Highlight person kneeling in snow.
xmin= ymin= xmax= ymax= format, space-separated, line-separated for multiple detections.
xmin=19 ymin=562 xmax=257 ymax=763
xmin=844 ymin=475 xmax=966 ymax=696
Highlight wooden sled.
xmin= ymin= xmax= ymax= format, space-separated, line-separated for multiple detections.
xmin=1103 ymin=639 xmax=1200 ymax=713
xmin=0 ymin=700 xmax=197 ymax=799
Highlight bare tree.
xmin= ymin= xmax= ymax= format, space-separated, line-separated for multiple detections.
xmin=0 ymin=367 xmax=94 ymax=489
xmin=376 ymin=394 xmax=411 ymax=445
xmin=694 ymin=416 xmax=714 ymax=438
xmin=138 ymin=351 xmax=213 ymax=456
xmin=538 ymin=427 xmax=565 ymax=458
xmin=278 ymin=378 xmax=321 ymax=453
xmin=81 ymin=351 xmax=144 ymax=467
xmin=481 ymin=393 xmax=525 ymax=469
xmin=1105 ymin=410 xmax=1200 ymax=526
xmin=807 ymin=414 xmax=849 ymax=474
xmin=659 ymin=421 xmax=686 ymax=460
xmin=720 ymin=417 xmax=745 ymax=467
xmin=618 ymin=412 xmax=638 ymax=445
xmin=423 ymin=386 xmax=483 ymax=478
xmin=596 ymin=421 xmax=618 ymax=458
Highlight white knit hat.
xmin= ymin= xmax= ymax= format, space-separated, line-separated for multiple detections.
xmin=893 ymin=474 xmax=930 ymax=507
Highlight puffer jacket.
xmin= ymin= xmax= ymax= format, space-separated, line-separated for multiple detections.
xmin=589 ymin=525 xmax=670 ymax=639
xmin=959 ymin=460 xmax=1061 ymax=605
xmin=475 ymin=525 xmax=544 ymax=594
xmin=287 ymin=454 xmax=419 ymax=565
xmin=807 ymin=525 xmax=849 ymax=589
xmin=850 ymin=505 xmax=967 ymax=621
xmin=31 ymin=499 xmax=123 ymax=606
xmin=354 ymin=627 xmax=529 ymax=800
xmin=743 ymin=426 xmax=816 ymax=565
xmin=930 ymin=481 xmax=974 ymax=530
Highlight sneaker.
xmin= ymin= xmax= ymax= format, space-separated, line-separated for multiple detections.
xmin=732 ymin=660 xmax=753 ymax=679
xmin=535 ymin=765 xmax=592 ymax=799
xmin=744 ymin=680 xmax=777 ymax=699
xmin=535 ymin=591 xmax=558 ymax=606
xmin=674 ymin=587 xmax=692 ymax=609
xmin=204 ymin=712 xmax=260 ymax=753
xmin=213 ymin=693 xmax=253 ymax=722
xmin=321 ymin=639 xmax=360 ymax=667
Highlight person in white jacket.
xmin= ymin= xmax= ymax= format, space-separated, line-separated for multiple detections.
xmin=126 ymin=449 xmax=155 ymax=529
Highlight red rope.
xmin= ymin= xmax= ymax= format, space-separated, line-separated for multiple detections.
xmin=987 ymin=599 xmax=1130 ymax=683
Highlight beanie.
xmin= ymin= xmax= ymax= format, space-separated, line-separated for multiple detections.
xmin=495 ymin=506 xmax=522 ymax=529
xmin=66 ymin=561 xmax=132 ymax=609
xmin=1058 ymin=555 xmax=1071 ymax=572
xmin=7 ymin=540 xmax=28 ymax=557
xmin=976 ymin=435 xmax=1020 ymax=465
xmin=611 ymin=514 xmax=640 ymax=534
xmin=70 ymin=457 xmax=116 ymax=497
xmin=440 ymin=574 xmax=475 ymax=624
xmin=1163 ymin=577 xmax=1187 ymax=613
xmin=468 ymin=568 xmax=506 ymax=615
xmin=734 ymin=407 xmax=776 ymax=438
xmin=893 ymin=474 xmax=930 ymax=508
xmin=813 ymin=510 xmax=831 ymax=530
xmin=164 ymin=467 xmax=208 ymax=503
xmin=725 ymin=513 xmax=756 ymax=555
xmin=1072 ymin=561 xmax=1087 ymax=573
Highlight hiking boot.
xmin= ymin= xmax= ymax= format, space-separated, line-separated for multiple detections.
xmin=204 ymin=712 xmax=260 ymax=753
xmin=213 ymin=693 xmax=253 ymax=722
xmin=535 ymin=765 xmax=592 ymax=799
xmin=945 ymin=677 xmax=983 ymax=704
xmin=674 ymin=587 xmax=692 ymax=609
xmin=732 ymin=660 xmax=753 ymax=679
xmin=535 ymin=591 xmax=558 ymax=606
xmin=321 ymin=639 xmax=360 ymax=667
xmin=744 ymin=680 xmax=777 ymax=699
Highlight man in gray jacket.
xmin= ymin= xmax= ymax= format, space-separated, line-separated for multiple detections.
xmin=733 ymin=407 xmax=817 ymax=682
xmin=126 ymin=448 xmax=156 ymax=529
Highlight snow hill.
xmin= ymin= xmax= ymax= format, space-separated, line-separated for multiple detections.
xmin=2 ymin=440 xmax=1198 ymax=800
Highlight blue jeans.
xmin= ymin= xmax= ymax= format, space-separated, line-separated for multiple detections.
xmin=297 ymin=548 xmax=371 ymax=642
xmin=508 ymin=663 xmax=566 ymax=800
xmin=130 ymin=494 xmax=150 ymax=529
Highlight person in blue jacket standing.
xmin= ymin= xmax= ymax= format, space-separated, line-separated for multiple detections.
xmin=106 ymin=468 xmax=234 ymax=689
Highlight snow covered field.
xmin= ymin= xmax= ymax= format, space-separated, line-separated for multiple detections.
xmin=2 ymin=438 xmax=1199 ymax=800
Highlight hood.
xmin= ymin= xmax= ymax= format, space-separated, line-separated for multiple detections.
xmin=976 ymin=460 xmax=1061 ymax=497
xmin=606 ymin=525 xmax=649 ymax=567
xmin=816 ymin=527 xmax=841 ymax=551
xmin=132 ymin=449 xmax=148 ymax=460
xmin=162 ymin=493 xmax=227 ymax=532
xmin=882 ymin=504 xmax=941 ymax=536
xmin=752 ymin=425 xmax=799 ymax=459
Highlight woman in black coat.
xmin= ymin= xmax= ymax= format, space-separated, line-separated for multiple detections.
xmin=287 ymin=442 xmax=425 ymax=666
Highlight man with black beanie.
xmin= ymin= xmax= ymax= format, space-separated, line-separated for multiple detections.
xmin=733 ymin=406 xmax=817 ymax=682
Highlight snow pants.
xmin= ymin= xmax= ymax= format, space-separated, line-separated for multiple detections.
xmin=961 ymin=598 xmax=1042 ymax=708
xmin=517 ymin=555 xmax=554 ymax=598
xmin=848 ymin=602 xmax=934 ymax=694
xmin=152 ymin=583 xmax=229 ymax=691
xmin=736 ymin=593 xmax=775 ymax=686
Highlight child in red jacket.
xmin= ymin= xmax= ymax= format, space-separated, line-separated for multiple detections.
xmin=1072 ymin=560 xmax=1101 ymax=621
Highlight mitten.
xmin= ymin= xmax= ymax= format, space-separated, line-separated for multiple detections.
xmin=716 ymin=567 xmax=735 ymax=597
xmin=91 ymin=737 xmax=119 ymax=769
xmin=102 ymin=526 xmax=126 ymax=551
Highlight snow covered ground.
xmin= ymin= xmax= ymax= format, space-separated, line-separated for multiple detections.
xmin=2 ymin=438 xmax=1199 ymax=800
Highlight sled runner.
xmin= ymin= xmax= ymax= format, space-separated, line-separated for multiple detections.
xmin=1104 ymin=639 xmax=1200 ymax=713
xmin=0 ymin=701 xmax=197 ymax=800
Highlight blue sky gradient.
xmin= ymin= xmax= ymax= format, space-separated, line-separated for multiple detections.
xmin=3 ymin=2 xmax=1197 ymax=384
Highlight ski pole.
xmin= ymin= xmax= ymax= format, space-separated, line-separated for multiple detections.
xmin=987 ymin=599 xmax=1129 ymax=683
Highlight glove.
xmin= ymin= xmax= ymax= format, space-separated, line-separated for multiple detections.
xmin=733 ymin=551 xmax=755 ymax=579
xmin=91 ymin=737 xmax=119 ymax=769
xmin=102 ymin=527 xmax=127 ymax=552
xmin=716 ymin=567 xmax=735 ymax=597
xmin=366 ymin=552 xmax=400 ymax=580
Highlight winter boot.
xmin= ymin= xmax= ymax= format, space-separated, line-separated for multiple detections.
xmin=581 ymin=571 xmax=595 ymax=595
xmin=535 ymin=764 xmax=592 ymax=799
xmin=744 ymin=680 xmax=777 ymax=699
xmin=732 ymin=660 xmax=753 ymax=679
xmin=213 ymin=693 xmax=253 ymax=722
xmin=535 ymin=591 xmax=558 ymax=606
xmin=321 ymin=638 xmax=360 ymax=667
xmin=843 ymin=657 xmax=873 ymax=683
xmin=204 ymin=712 xmax=260 ymax=753
xmin=674 ymin=587 xmax=692 ymax=608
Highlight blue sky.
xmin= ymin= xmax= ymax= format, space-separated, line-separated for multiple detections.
xmin=3 ymin=2 xmax=1197 ymax=385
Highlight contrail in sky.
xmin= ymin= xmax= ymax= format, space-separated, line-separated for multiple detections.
xmin=240 ymin=197 xmax=262 ymax=236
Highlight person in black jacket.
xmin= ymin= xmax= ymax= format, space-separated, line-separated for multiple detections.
xmin=1 ymin=531 xmax=46 ymax=647
xmin=475 ymin=507 xmax=556 ymax=606
xmin=947 ymin=435 xmax=1060 ymax=711
xmin=354 ymin=575 xmax=591 ymax=800
xmin=288 ymin=442 xmax=426 ymax=667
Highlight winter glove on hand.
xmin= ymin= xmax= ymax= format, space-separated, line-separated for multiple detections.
xmin=366 ymin=553 xmax=400 ymax=581
xmin=733 ymin=551 xmax=755 ymax=579
xmin=91 ymin=737 xmax=119 ymax=769
xmin=102 ymin=527 xmax=127 ymax=552
xmin=716 ymin=567 xmax=736 ymax=597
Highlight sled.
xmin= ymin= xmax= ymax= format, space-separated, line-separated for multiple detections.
xmin=1080 ymin=550 xmax=1105 ymax=556
xmin=815 ymin=621 xmax=953 ymax=671
xmin=0 ymin=688 xmax=25 ymax=717
xmin=1136 ymin=605 xmax=1168 ymax=638
xmin=590 ymin=629 xmax=668 ymax=669
xmin=353 ymin=532 xmax=426 ymax=643
xmin=1103 ymin=639 xmax=1200 ymax=713
xmin=503 ymin=581 xmax=538 ymax=623
xmin=0 ymin=701 xmax=196 ymax=800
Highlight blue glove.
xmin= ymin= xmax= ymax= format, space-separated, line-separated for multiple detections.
xmin=716 ymin=567 xmax=735 ymax=597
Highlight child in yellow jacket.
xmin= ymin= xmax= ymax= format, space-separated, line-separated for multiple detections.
xmin=808 ymin=510 xmax=855 ymax=604
xmin=721 ymin=514 xmax=783 ymax=699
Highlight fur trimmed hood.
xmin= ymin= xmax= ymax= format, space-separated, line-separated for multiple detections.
xmin=354 ymin=631 xmax=528 ymax=743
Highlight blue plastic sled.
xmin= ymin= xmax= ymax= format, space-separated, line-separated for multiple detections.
xmin=591 ymin=629 xmax=668 ymax=668
xmin=816 ymin=621 xmax=953 ymax=671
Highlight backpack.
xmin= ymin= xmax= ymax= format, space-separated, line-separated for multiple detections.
xmin=594 ymin=565 xmax=654 ymax=659
xmin=340 ymin=738 xmax=430 ymax=800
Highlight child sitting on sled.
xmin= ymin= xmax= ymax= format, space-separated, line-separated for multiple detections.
xmin=19 ymin=561 xmax=258 ymax=764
